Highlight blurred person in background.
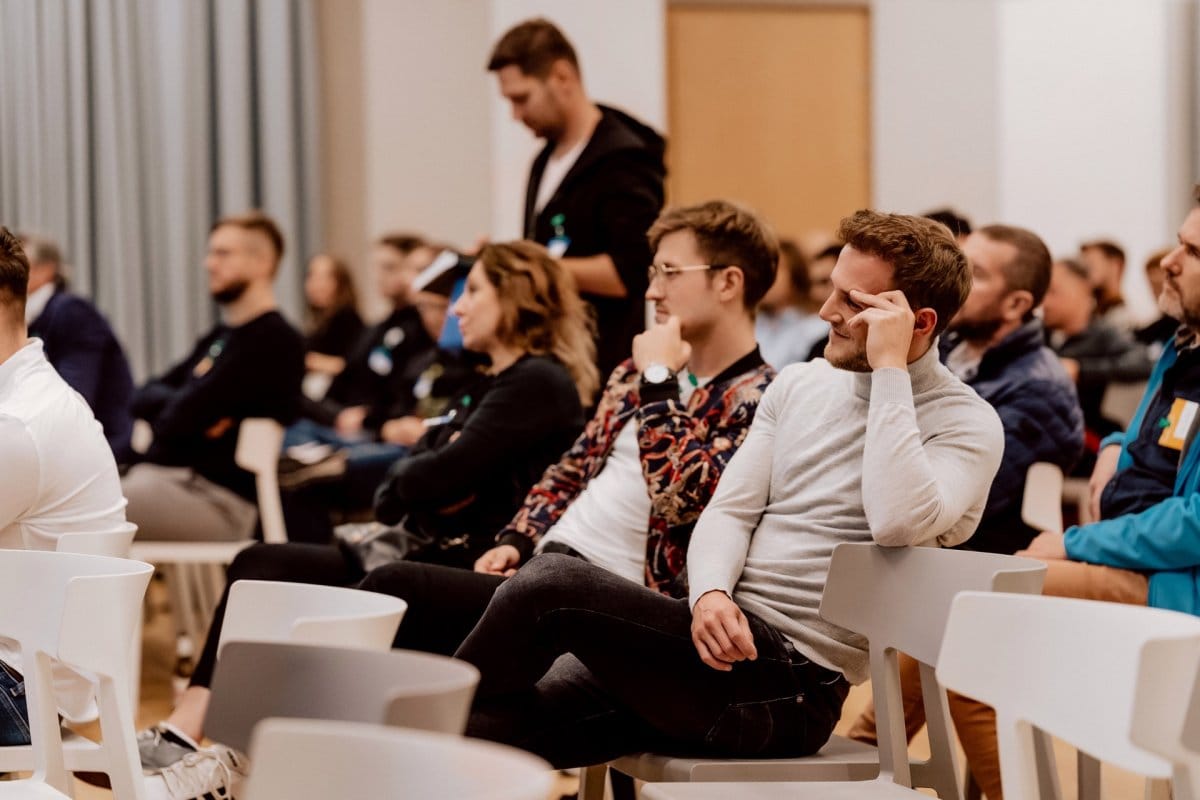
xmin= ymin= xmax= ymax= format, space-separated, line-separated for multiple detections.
xmin=755 ymin=239 xmax=828 ymax=368
xmin=301 ymin=253 xmax=363 ymax=380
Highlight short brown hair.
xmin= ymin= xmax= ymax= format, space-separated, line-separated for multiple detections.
xmin=647 ymin=200 xmax=779 ymax=311
xmin=1080 ymin=239 xmax=1125 ymax=267
xmin=19 ymin=235 xmax=63 ymax=269
xmin=487 ymin=18 xmax=579 ymax=78
xmin=377 ymin=233 xmax=428 ymax=256
xmin=977 ymin=224 xmax=1053 ymax=315
xmin=837 ymin=209 xmax=969 ymax=336
xmin=211 ymin=211 xmax=285 ymax=265
xmin=0 ymin=227 xmax=31 ymax=315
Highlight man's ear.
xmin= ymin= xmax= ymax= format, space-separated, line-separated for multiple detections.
xmin=1002 ymin=289 xmax=1035 ymax=322
xmin=548 ymin=58 xmax=576 ymax=87
xmin=717 ymin=266 xmax=745 ymax=304
xmin=913 ymin=307 xmax=938 ymax=337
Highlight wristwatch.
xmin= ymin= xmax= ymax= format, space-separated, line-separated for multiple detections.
xmin=641 ymin=363 xmax=676 ymax=385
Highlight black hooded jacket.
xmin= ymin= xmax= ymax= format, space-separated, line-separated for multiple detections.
xmin=524 ymin=104 xmax=666 ymax=381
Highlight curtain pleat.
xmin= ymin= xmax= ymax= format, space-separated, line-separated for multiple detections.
xmin=0 ymin=0 xmax=321 ymax=379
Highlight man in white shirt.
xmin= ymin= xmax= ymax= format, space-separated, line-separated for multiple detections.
xmin=454 ymin=211 xmax=1004 ymax=767
xmin=0 ymin=226 xmax=127 ymax=742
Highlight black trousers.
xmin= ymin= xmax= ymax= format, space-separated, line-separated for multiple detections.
xmin=454 ymin=554 xmax=850 ymax=768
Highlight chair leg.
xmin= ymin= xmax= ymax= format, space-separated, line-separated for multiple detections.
xmin=1146 ymin=777 xmax=1172 ymax=800
xmin=610 ymin=769 xmax=636 ymax=800
xmin=963 ymin=765 xmax=982 ymax=800
xmin=578 ymin=765 xmax=608 ymax=800
xmin=1076 ymin=749 xmax=1101 ymax=800
xmin=1032 ymin=728 xmax=1064 ymax=800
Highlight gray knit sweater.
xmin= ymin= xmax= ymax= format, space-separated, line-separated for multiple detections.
xmin=687 ymin=346 xmax=1004 ymax=684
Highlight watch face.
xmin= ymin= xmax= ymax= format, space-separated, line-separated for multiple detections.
xmin=644 ymin=364 xmax=671 ymax=384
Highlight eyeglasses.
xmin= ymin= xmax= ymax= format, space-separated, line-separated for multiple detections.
xmin=646 ymin=263 xmax=732 ymax=283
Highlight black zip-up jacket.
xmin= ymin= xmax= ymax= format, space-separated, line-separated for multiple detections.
xmin=524 ymin=105 xmax=666 ymax=381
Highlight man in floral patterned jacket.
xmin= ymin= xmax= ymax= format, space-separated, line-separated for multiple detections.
xmin=357 ymin=199 xmax=778 ymax=654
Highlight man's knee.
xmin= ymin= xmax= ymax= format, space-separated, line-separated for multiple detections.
xmin=226 ymin=543 xmax=294 ymax=584
xmin=491 ymin=553 xmax=587 ymax=609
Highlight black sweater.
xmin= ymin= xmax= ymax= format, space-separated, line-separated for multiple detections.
xmin=132 ymin=311 xmax=304 ymax=500
xmin=374 ymin=354 xmax=583 ymax=556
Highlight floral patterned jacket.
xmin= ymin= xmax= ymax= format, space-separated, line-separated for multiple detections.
xmin=497 ymin=348 xmax=774 ymax=598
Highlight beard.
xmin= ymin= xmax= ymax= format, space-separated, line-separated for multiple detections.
xmin=949 ymin=314 xmax=1004 ymax=343
xmin=211 ymin=279 xmax=250 ymax=305
xmin=823 ymin=340 xmax=872 ymax=372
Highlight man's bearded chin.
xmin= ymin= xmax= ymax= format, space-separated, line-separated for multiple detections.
xmin=211 ymin=279 xmax=250 ymax=305
xmin=949 ymin=315 xmax=1004 ymax=343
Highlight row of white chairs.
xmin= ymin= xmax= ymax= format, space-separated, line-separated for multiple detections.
xmin=0 ymin=545 xmax=551 ymax=799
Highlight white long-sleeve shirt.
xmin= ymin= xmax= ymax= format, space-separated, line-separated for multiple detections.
xmin=687 ymin=346 xmax=1003 ymax=684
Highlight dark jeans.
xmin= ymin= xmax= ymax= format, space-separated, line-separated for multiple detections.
xmin=190 ymin=543 xmax=366 ymax=688
xmin=455 ymin=555 xmax=849 ymax=768
xmin=354 ymin=541 xmax=588 ymax=655
xmin=0 ymin=661 xmax=29 ymax=746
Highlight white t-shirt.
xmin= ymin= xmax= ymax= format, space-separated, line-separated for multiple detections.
xmin=534 ymin=137 xmax=589 ymax=216
xmin=0 ymin=339 xmax=127 ymax=722
xmin=537 ymin=374 xmax=706 ymax=583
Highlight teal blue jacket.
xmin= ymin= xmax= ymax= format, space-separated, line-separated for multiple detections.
xmin=1064 ymin=342 xmax=1200 ymax=614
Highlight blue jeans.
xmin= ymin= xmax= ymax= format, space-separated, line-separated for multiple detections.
xmin=0 ymin=661 xmax=30 ymax=746
xmin=456 ymin=555 xmax=850 ymax=768
xmin=282 ymin=418 xmax=368 ymax=451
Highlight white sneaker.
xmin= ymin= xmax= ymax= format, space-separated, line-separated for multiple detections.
xmin=144 ymin=744 xmax=249 ymax=800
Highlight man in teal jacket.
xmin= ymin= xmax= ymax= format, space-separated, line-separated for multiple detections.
xmin=1024 ymin=185 xmax=1200 ymax=614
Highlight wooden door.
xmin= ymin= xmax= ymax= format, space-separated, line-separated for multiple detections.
xmin=666 ymin=4 xmax=871 ymax=240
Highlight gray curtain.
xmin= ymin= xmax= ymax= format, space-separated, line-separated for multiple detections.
xmin=0 ymin=0 xmax=322 ymax=378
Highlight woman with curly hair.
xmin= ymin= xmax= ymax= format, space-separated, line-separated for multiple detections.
xmin=135 ymin=242 xmax=596 ymax=783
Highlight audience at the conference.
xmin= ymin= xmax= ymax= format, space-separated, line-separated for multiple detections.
xmin=926 ymin=184 xmax=1200 ymax=800
xmin=122 ymin=211 xmax=304 ymax=543
xmin=301 ymin=252 xmax=364 ymax=380
xmin=456 ymin=209 xmax=1002 ymax=769
xmin=285 ymin=235 xmax=439 ymax=457
xmin=19 ymin=233 xmax=135 ymax=458
xmin=847 ymin=223 xmax=1084 ymax=799
xmin=134 ymin=240 xmax=599 ymax=796
xmin=14 ymin=18 xmax=1200 ymax=800
xmin=0 ymin=226 xmax=127 ymax=743
xmin=756 ymin=238 xmax=828 ymax=368
xmin=489 ymin=17 xmax=666 ymax=380
xmin=360 ymin=199 xmax=778 ymax=654
xmin=1043 ymin=256 xmax=1154 ymax=471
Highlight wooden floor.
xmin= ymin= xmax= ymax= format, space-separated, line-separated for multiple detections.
xmin=60 ymin=579 xmax=1148 ymax=799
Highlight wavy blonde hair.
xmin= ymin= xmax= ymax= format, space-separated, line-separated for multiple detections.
xmin=477 ymin=241 xmax=599 ymax=402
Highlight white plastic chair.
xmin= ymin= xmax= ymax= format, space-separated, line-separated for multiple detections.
xmin=216 ymin=579 xmax=407 ymax=655
xmin=603 ymin=544 xmax=1046 ymax=800
xmin=129 ymin=418 xmax=288 ymax=659
xmin=1021 ymin=462 xmax=1065 ymax=535
xmin=242 ymin=718 xmax=554 ymax=800
xmin=205 ymin=641 xmax=479 ymax=753
xmin=938 ymin=592 xmax=1200 ymax=800
xmin=0 ymin=550 xmax=153 ymax=799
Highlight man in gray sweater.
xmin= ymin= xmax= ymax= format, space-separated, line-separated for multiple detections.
xmin=455 ymin=210 xmax=1004 ymax=766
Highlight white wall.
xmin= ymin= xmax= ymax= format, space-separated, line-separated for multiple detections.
xmin=871 ymin=0 xmax=1001 ymax=223
xmin=487 ymin=0 xmax=666 ymax=239
xmin=996 ymin=0 xmax=1186 ymax=321
xmin=361 ymin=0 xmax=493 ymax=251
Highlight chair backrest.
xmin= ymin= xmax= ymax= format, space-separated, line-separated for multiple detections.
xmin=938 ymin=592 xmax=1200 ymax=800
xmin=1132 ymin=639 xmax=1200 ymax=800
xmin=819 ymin=543 xmax=1046 ymax=667
xmin=1102 ymin=380 xmax=1149 ymax=429
xmin=234 ymin=418 xmax=287 ymax=544
xmin=0 ymin=551 xmax=153 ymax=791
xmin=206 ymin=641 xmax=479 ymax=752
xmin=243 ymin=718 xmax=553 ymax=800
xmin=819 ymin=543 xmax=1045 ymax=793
xmin=53 ymin=522 xmax=138 ymax=558
xmin=1021 ymin=462 xmax=1065 ymax=535
xmin=217 ymin=579 xmax=406 ymax=655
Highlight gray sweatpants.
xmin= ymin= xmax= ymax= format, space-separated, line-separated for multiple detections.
xmin=123 ymin=464 xmax=257 ymax=541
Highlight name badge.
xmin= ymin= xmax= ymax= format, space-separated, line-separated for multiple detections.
xmin=1159 ymin=398 xmax=1198 ymax=451
xmin=368 ymin=346 xmax=394 ymax=376
xmin=547 ymin=236 xmax=570 ymax=258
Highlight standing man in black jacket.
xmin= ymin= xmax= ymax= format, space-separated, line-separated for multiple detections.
xmin=488 ymin=18 xmax=666 ymax=380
